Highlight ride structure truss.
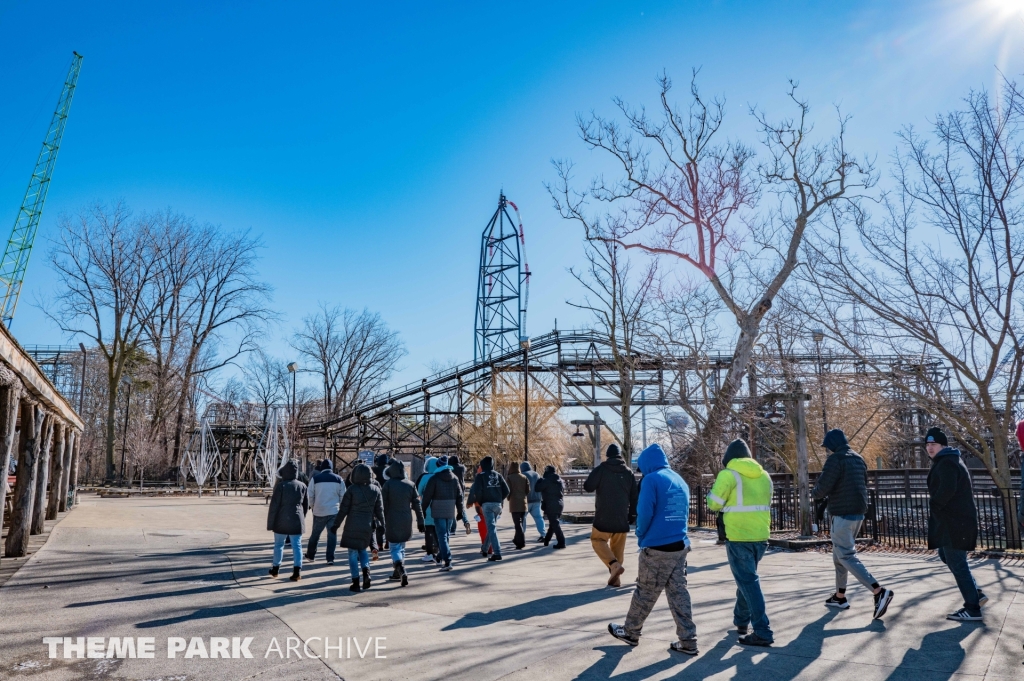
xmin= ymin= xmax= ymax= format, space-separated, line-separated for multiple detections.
xmin=474 ymin=193 xmax=529 ymax=363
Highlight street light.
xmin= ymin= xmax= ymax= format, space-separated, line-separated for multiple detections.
xmin=287 ymin=362 xmax=298 ymax=470
xmin=119 ymin=374 xmax=133 ymax=487
xmin=77 ymin=342 xmax=87 ymax=415
xmin=520 ymin=337 xmax=530 ymax=462
xmin=811 ymin=329 xmax=828 ymax=438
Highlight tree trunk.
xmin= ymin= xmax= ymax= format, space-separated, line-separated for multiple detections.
xmin=105 ymin=377 xmax=117 ymax=482
xmin=789 ymin=390 xmax=811 ymax=537
xmin=30 ymin=415 xmax=54 ymax=534
xmin=57 ymin=425 xmax=73 ymax=512
xmin=0 ymin=383 xmax=21 ymax=531
xmin=66 ymin=431 xmax=80 ymax=506
xmin=5 ymin=400 xmax=40 ymax=557
xmin=46 ymin=424 xmax=65 ymax=520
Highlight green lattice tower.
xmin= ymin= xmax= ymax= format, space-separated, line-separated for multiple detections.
xmin=0 ymin=52 xmax=83 ymax=327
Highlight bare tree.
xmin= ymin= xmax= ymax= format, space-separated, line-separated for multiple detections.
xmin=567 ymin=239 xmax=656 ymax=459
xmin=802 ymin=82 xmax=1024 ymax=542
xmin=292 ymin=305 xmax=406 ymax=417
xmin=243 ymin=348 xmax=288 ymax=423
xmin=550 ymin=72 xmax=872 ymax=468
xmin=48 ymin=204 xmax=163 ymax=481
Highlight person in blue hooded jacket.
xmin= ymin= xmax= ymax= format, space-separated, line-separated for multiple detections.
xmin=417 ymin=457 xmax=440 ymax=563
xmin=608 ymin=444 xmax=698 ymax=656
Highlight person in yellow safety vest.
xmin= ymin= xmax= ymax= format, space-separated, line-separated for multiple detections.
xmin=706 ymin=439 xmax=775 ymax=647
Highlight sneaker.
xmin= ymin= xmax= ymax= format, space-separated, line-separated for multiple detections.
xmin=670 ymin=640 xmax=698 ymax=656
xmin=825 ymin=594 xmax=850 ymax=610
xmin=946 ymin=608 xmax=982 ymax=622
xmin=326 ymin=560 xmax=334 ymax=566
xmin=370 ymin=549 xmax=379 ymax=562
xmin=552 ymin=544 xmax=567 ymax=550
xmin=736 ymin=626 xmax=749 ymax=636
xmin=607 ymin=623 xmax=639 ymax=647
xmin=977 ymin=591 xmax=989 ymax=606
xmin=439 ymin=563 xmax=453 ymax=572
xmin=487 ymin=554 xmax=503 ymax=561
xmin=873 ymin=588 xmax=894 ymax=620
xmin=421 ymin=554 xmax=436 ymax=562
xmin=738 ymin=633 xmax=773 ymax=647
xmin=305 ymin=555 xmax=314 ymax=563
xmin=536 ymin=536 xmax=546 ymax=542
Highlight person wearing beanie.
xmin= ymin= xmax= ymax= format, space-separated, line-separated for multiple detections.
xmin=584 ymin=443 xmax=639 ymax=586
xmin=535 ymin=465 xmax=566 ymax=548
xmin=305 ymin=458 xmax=346 ymax=565
xmin=706 ymin=439 xmax=774 ymax=646
xmin=608 ymin=444 xmax=697 ymax=656
xmin=450 ymin=454 xmax=472 ymax=535
xmin=520 ymin=461 xmax=546 ymax=540
xmin=467 ymin=455 xmax=511 ymax=561
xmin=925 ymin=427 xmax=984 ymax=621
xmin=812 ymin=429 xmax=894 ymax=619
xmin=506 ymin=462 xmax=531 ymax=549
xmin=266 ymin=460 xmax=308 ymax=582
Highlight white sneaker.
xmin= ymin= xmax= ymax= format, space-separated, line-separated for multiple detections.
xmin=420 ymin=553 xmax=435 ymax=562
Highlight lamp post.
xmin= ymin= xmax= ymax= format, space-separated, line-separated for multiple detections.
xmin=119 ymin=374 xmax=133 ymax=487
xmin=78 ymin=342 xmax=87 ymax=415
xmin=811 ymin=329 xmax=829 ymax=438
xmin=571 ymin=411 xmax=607 ymax=469
xmin=287 ymin=362 xmax=298 ymax=471
xmin=520 ymin=337 xmax=530 ymax=462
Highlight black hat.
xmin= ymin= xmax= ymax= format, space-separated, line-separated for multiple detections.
xmin=925 ymin=427 xmax=948 ymax=447
xmin=606 ymin=443 xmax=622 ymax=459
xmin=722 ymin=439 xmax=751 ymax=466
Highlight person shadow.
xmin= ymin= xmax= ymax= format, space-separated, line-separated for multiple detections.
xmin=882 ymin=624 xmax=976 ymax=681
xmin=442 ymin=588 xmax=623 ymax=630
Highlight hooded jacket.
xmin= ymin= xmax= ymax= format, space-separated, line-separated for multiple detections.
xmin=449 ymin=455 xmax=467 ymax=494
xmin=520 ymin=462 xmax=542 ymax=504
xmin=417 ymin=457 xmax=440 ymax=526
xmin=422 ymin=465 xmax=466 ymax=521
xmin=811 ymin=430 xmax=869 ymax=518
xmin=707 ymin=455 xmax=772 ymax=542
xmin=267 ymin=461 xmax=308 ymax=535
xmin=535 ymin=466 xmax=564 ymax=516
xmin=381 ymin=460 xmax=424 ymax=544
xmin=371 ymin=454 xmax=390 ymax=487
xmin=927 ymin=447 xmax=978 ymax=551
xmin=331 ymin=463 xmax=385 ymax=550
xmin=468 ymin=456 xmax=510 ymax=506
xmin=307 ymin=459 xmax=347 ymax=517
xmin=506 ymin=464 xmax=531 ymax=513
xmin=584 ymin=454 xmax=639 ymax=534
xmin=634 ymin=444 xmax=690 ymax=548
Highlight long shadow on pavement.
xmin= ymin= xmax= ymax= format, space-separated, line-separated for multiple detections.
xmin=882 ymin=624 xmax=977 ymax=681
xmin=442 ymin=587 xmax=622 ymax=629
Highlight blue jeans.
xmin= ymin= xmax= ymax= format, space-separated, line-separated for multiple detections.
xmin=937 ymin=547 xmax=981 ymax=614
xmin=528 ymin=501 xmax=546 ymax=537
xmin=348 ymin=548 xmax=370 ymax=579
xmin=307 ymin=514 xmax=337 ymax=562
xmin=436 ymin=517 xmax=453 ymax=564
xmin=482 ymin=502 xmax=502 ymax=556
xmin=389 ymin=542 xmax=406 ymax=563
xmin=726 ymin=541 xmax=772 ymax=640
xmin=273 ymin=533 xmax=302 ymax=568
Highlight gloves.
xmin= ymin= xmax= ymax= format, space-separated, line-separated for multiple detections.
xmin=417 ymin=521 xmax=425 ymax=533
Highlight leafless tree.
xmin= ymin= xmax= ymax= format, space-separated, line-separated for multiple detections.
xmin=292 ymin=305 xmax=406 ymax=418
xmin=802 ymin=82 xmax=1024 ymax=542
xmin=550 ymin=72 xmax=872 ymax=469
xmin=243 ymin=348 xmax=288 ymax=423
xmin=567 ymin=239 xmax=656 ymax=458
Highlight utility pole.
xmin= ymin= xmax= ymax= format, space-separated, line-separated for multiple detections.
xmin=571 ymin=411 xmax=606 ymax=469
xmin=640 ymin=387 xmax=647 ymax=451
xmin=119 ymin=375 xmax=133 ymax=487
xmin=766 ymin=386 xmax=813 ymax=537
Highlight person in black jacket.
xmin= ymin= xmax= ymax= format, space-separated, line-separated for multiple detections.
xmin=925 ymin=427 xmax=984 ymax=621
xmin=381 ymin=460 xmax=424 ymax=586
xmin=331 ymin=463 xmax=386 ymax=592
xmin=811 ymin=430 xmax=894 ymax=619
xmin=584 ymin=444 xmax=638 ymax=586
xmin=422 ymin=458 xmax=466 ymax=571
xmin=370 ymin=454 xmax=391 ymax=557
xmin=448 ymin=455 xmax=470 ymax=534
xmin=266 ymin=460 xmax=308 ymax=581
xmin=468 ymin=456 xmax=511 ymax=561
xmin=536 ymin=465 xmax=566 ymax=548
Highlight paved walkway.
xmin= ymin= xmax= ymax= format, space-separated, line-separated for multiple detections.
xmin=1 ymin=495 xmax=1022 ymax=680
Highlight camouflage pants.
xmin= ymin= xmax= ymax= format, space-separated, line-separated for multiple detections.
xmin=624 ymin=546 xmax=696 ymax=642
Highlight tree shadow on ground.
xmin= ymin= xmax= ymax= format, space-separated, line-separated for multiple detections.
xmin=442 ymin=588 xmax=622 ymax=630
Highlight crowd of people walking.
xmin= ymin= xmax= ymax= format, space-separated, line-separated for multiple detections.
xmin=265 ymin=421 xmax=1024 ymax=655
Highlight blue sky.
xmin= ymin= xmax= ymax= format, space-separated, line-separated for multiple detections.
xmin=1 ymin=0 xmax=1022 ymax=396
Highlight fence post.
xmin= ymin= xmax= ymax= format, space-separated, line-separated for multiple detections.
xmin=697 ymin=485 xmax=704 ymax=527
xmin=870 ymin=489 xmax=878 ymax=543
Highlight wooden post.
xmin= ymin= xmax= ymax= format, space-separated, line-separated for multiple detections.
xmin=0 ymin=379 xmax=22 ymax=531
xmin=790 ymin=386 xmax=812 ymax=538
xmin=31 ymin=414 xmax=54 ymax=533
xmin=5 ymin=399 xmax=41 ymax=557
xmin=56 ymin=424 xmax=72 ymax=512
xmin=66 ymin=430 xmax=80 ymax=507
xmin=46 ymin=423 xmax=66 ymax=519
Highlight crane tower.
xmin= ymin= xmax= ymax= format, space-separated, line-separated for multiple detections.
xmin=0 ymin=52 xmax=83 ymax=327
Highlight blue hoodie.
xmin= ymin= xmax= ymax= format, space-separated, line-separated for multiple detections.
xmin=418 ymin=457 xmax=439 ymax=526
xmin=635 ymin=444 xmax=690 ymax=548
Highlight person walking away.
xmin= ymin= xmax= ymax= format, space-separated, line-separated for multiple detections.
xmin=584 ymin=443 xmax=638 ymax=587
xmin=507 ymin=462 xmax=531 ymax=549
xmin=521 ymin=461 xmax=546 ymax=540
xmin=306 ymin=459 xmax=346 ymax=565
xmin=925 ymin=427 xmax=984 ymax=621
xmin=536 ymin=465 xmax=566 ymax=548
xmin=381 ymin=459 xmax=423 ymax=586
xmin=417 ymin=457 xmax=440 ymax=562
xmin=370 ymin=454 xmax=391 ymax=558
xmin=422 ymin=457 xmax=467 ymax=571
xmin=706 ymin=439 xmax=774 ymax=647
xmin=812 ymin=429 xmax=894 ymax=618
xmin=267 ymin=460 xmax=308 ymax=582
xmin=331 ymin=463 xmax=385 ymax=592
xmin=449 ymin=455 xmax=471 ymax=534
xmin=468 ymin=456 xmax=510 ymax=561
xmin=607 ymin=443 xmax=697 ymax=656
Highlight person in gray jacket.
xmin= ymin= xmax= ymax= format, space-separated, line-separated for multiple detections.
xmin=306 ymin=459 xmax=346 ymax=565
xmin=520 ymin=461 xmax=546 ymax=540
xmin=812 ymin=429 xmax=893 ymax=619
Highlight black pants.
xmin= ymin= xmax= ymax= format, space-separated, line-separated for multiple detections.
xmin=716 ymin=512 xmax=726 ymax=543
xmin=512 ymin=512 xmax=527 ymax=549
xmin=424 ymin=526 xmax=439 ymax=556
xmin=544 ymin=511 xmax=565 ymax=547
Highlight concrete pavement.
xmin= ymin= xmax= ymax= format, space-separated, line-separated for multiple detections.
xmin=1 ymin=494 xmax=1022 ymax=680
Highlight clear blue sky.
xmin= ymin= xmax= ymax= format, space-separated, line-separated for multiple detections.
xmin=1 ymin=0 xmax=1021 ymax=394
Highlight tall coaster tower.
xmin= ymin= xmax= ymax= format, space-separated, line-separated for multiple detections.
xmin=474 ymin=193 xmax=529 ymax=363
